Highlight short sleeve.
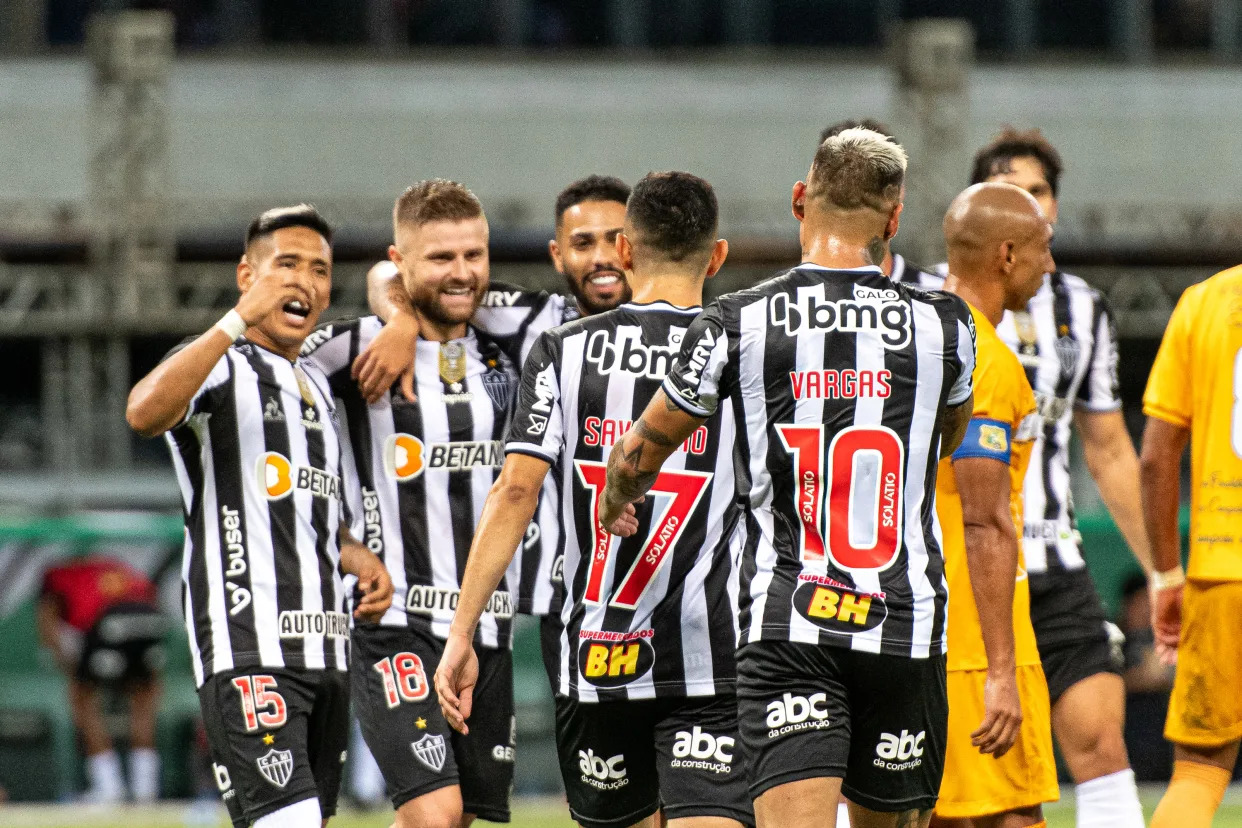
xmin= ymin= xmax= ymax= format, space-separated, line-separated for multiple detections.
xmin=662 ymin=305 xmax=731 ymax=418
xmin=947 ymin=301 xmax=976 ymax=407
xmin=504 ymin=331 xmax=565 ymax=462
xmin=1076 ymin=295 xmax=1123 ymax=412
xmin=160 ymin=337 xmax=232 ymax=427
xmin=474 ymin=283 xmax=569 ymax=365
xmin=1143 ymin=288 xmax=1196 ymax=427
xmin=300 ymin=319 xmax=361 ymax=382
xmin=967 ymin=336 xmax=1017 ymax=427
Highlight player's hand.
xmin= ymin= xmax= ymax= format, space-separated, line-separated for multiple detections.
xmin=435 ymin=633 xmax=479 ymax=735
xmin=1151 ymin=583 xmax=1183 ymax=652
xmin=972 ymin=669 xmax=1022 ymax=758
xmin=351 ymin=312 xmax=418 ymax=405
xmin=352 ymin=554 xmax=394 ymax=623
xmin=235 ymin=269 xmax=313 ymax=328
xmin=600 ymin=495 xmax=642 ymax=537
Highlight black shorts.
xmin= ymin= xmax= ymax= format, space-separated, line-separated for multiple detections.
xmin=199 ymin=666 xmax=349 ymax=828
xmin=1029 ymin=569 xmax=1124 ymax=703
xmin=351 ymin=624 xmax=514 ymax=821
xmin=737 ymin=640 xmax=947 ymax=813
xmin=554 ymin=693 xmax=753 ymax=828
xmin=77 ymin=602 xmax=166 ymax=686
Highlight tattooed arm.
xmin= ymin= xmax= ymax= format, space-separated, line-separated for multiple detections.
xmin=599 ymin=389 xmax=707 ymax=532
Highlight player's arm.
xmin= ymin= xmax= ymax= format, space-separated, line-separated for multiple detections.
xmin=436 ymin=453 xmax=551 ymax=734
xmin=338 ymin=527 xmax=394 ymax=623
xmin=940 ymin=393 xmax=974 ymax=458
xmin=1075 ymin=408 xmax=1154 ymax=574
xmin=1139 ymin=416 xmax=1189 ymax=650
xmin=350 ymin=260 xmax=418 ymax=404
xmin=599 ymin=389 xmax=705 ymax=532
xmin=955 ymin=446 xmax=1022 ymax=758
xmin=126 ymin=267 xmax=298 ymax=437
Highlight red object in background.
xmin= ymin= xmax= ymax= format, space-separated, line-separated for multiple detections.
xmin=41 ymin=558 xmax=158 ymax=632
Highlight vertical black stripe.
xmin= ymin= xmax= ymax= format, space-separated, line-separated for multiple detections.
xmin=1041 ymin=273 xmax=1077 ymax=575
xmin=248 ymin=350 xmax=304 ymax=668
xmin=391 ymin=375 xmax=429 ymax=629
xmin=299 ymin=360 xmax=337 ymax=655
xmin=172 ymin=415 xmax=216 ymax=674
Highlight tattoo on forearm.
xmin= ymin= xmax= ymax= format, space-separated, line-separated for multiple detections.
xmin=864 ymin=235 xmax=887 ymax=267
xmin=664 ymin=394 xmax=682 ymax=412
xmin=634 ymin=418 xmax=678 ymax=447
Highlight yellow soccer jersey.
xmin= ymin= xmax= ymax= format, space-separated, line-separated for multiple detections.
xmin=1145 ymin=264 xmax=1242 ymax=582
xmin=938 ymin=305 xmax=1043 ymax=672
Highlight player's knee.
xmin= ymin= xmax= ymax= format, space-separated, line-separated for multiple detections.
xmin=394 ymin=801 xmax=462 ymax=828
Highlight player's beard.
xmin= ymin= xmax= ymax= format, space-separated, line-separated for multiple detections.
xmin=411 ymin=279 xmax=485 ymax=327
xmin=567 ymin=265 xmax=631 ymax=315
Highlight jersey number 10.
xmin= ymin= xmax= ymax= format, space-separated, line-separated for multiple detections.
xmin=777 ymin=424 xmax=905 ymax=571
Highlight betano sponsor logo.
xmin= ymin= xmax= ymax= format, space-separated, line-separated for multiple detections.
xmin=769 ymin=292 xmax=911 ymax=349
xmin=255 ymin=452 xmax=341 ymax=502
xmin=582 ymin=417 xmax=709 ymax=455
xmin=383 ymin=434 xmax=502 ymax=481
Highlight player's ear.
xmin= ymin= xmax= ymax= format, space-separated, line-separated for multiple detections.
xmin=885 ymin=202 xmax=903 ymax=241
xmin=791 ymin=181 xmax=807 ymax=221
xmin=616 ymin=232 xmax=634 ymax=272
xmin=1000 ymin=240 xmax=1016 ymax=273
xmin=237 ymin=254 xmax=255 ymax=293
xmin=387 ymin=244 xmax=403 ymax=267
xmin=548 ymin=238 xmax=565 ymax=274
xmin=705 ymin=239 xmax=729 ymax=279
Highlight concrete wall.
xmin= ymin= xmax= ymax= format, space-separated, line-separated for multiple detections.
xmin=3 ymin=56 xmax=1242 ymax=241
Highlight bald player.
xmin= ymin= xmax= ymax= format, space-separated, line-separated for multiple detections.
xmin=932 ymin=184 xmax=1059 ymax=828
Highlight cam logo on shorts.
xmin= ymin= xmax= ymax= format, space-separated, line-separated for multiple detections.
xmin=874 ymin=729 xmax=925 ymax=771
xmin=670 ymin=727 xmax=734 ymax=775
xmin=766 ymin=692 xmax=831 ymax=739
xmin=256 ymin=748 xmax=294 ymax=788
xmin=578 ymin=749 xmax=628 ymax=791
xmin=412 ymin=734 xmax=447 ymax=773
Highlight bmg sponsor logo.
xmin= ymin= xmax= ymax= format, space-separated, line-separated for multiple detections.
xmin=670 ymin=727 xmax=734 ymax=775
xmin=578 ymin=749 xmax=628 ymax=790
xmin=769 ymin=291 xmax=912 ymax=349
xmin=873 ymin=729 xmax=925 ymax=771
xmin=766 ymin=692 xmax=831 ymax=739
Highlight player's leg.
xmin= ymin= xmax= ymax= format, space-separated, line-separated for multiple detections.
xmin=127 ymin=676 xmax=162 ymax=802
xmin=754 ymin=776 xmax=844 ymax=828
xmin=1150 ymin=580 xmax=1242 ymax=828
xmin=450 ymin=645 xmax=515 ymax=826
xmin=305 ymin=669 xmax=351 ymax=827
xmin=69 ymin=677 xmax=126 ymax=801
xmin=350 ymin=625 xmax=464 ymax=828
xmin=553 ymin=695 xmax=661 ymax=828
xmin=653 ymin=695 xmax=752 ymax=828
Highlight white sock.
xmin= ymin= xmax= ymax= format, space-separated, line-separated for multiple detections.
xmin=128 ymin=747 xmax=160 ymax=803
xmin=86 ymin=750 xmax=126 ymax=802
xmin=1076 ymin=768 xmax=1145 ymax=828
xmin=837 ymin=801 xmax=851 ymax=828
xmin=253 ymin=797 xmax=322 ymax=828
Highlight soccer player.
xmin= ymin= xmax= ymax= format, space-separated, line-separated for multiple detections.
xmin=596 ymin=129 xmax=977 ymax=828
xmin=435 ymin=171 xmax=749 ymax=828
xmin=930 ymin=183 xmax=1059 ymax=828
xmin=125 ymin=204 xmax=394 ymax=828
xmin=358 ymin=176 xmax=633 ymax=676
xmin=1141 ymin=262 xmax=1242 ymax=827
xmin=819 ymin=118 xmax=940 ymax=289
xmin=895 ymin=129 xmax=1150 ymax=827
xmin=302 ymin=180 xmax=521 ymax=828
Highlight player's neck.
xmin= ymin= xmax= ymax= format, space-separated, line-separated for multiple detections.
xmin=629 ymin=271 xmax=703 ymax=308
xmin=800 ymin=231 xmax=887 ymax=272
xmin=243 ymin=326 xmax=300 ymax=362
xmin=943 ymin=273 xmax=1004 ymax=327
xmin=414 ymin=310 xmax=468 ymax=343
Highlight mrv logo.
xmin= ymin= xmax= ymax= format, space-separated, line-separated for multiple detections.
xmin=769 ymin=292 xmax=911 ymax=349
xmin=584 ymin=327 xmax=686 ymax=379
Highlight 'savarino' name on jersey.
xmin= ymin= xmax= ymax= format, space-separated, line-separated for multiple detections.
xmin=662 ymin=265 xmax=976 ymax=661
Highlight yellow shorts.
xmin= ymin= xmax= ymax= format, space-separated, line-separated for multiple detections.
xmin=1166 ymin=579 xmax=1242 ymax=748
xmin=935 ymin=664 xmax=1059 ymax=819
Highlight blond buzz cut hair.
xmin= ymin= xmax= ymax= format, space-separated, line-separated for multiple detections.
xmin=393 ymin=179 xmax=485 ymax=236
xmin=807 ymin=127 xmax=908 ymax=213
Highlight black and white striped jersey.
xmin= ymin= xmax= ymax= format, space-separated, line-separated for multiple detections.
xmin=476 ymin=280 xmax=580 ymax=615
xmin=663 ymin=264 xmax=976 ymax=659
xmin=165 ymin=340 xmax=351 ymax=688
xmin=894 ymin=267 xmax=1123 ymax=579
xmin=506 ymin=302 xmax=741 ymax=701
xmin=303 ymin=317 xmax=519 ymax=649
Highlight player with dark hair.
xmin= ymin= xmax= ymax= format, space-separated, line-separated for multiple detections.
xmin=597 ymin=129 xmax=978 ymax=828
xmin=896 ymin=127 xmax=1150 ymax=828
xmin=126 ymin=204 xmax=393 ymax=828
xmin=302 ymin=180 xmax=525 ymax=828
xmin=435 ymin=171 xmax=752 ymax=828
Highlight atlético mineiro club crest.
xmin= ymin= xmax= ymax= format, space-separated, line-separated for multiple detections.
xmin=256 ymin=748 xmax=294 ymax=788
xmin=481 ymin=368 xmax=513 ymax=412
xmin=1055 ymin=335 xmax=1080 ymax=377
xmin=412 ymin=734 xmax=447 ymax=773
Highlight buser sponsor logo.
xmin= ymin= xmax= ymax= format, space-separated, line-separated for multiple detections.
xmin=361 ymin=487 xmax=383 ymax=555
xmin=583 ymin=327 xmax=685 ymax=380
xmin=219 ymin=505 xmax=252 ymax=617
xmin=769 ymin=292 xmax=911 ymax=349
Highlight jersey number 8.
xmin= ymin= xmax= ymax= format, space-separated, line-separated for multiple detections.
xmin=777 ymin=424 xmax=905 ymax=571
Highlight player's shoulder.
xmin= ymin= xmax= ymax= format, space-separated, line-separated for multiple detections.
xmin=482 ymin=279 xmax=569 ymax=313
xmin=1184 ymin=264 xmax=1242 ymax=306
xmin=469 ymin=324 xmax=519 ymax=369
xmin=300 ymin=315 xmax=376 ymax=355
xmin=1048 ymin=270 xmax=1107 ymax=305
